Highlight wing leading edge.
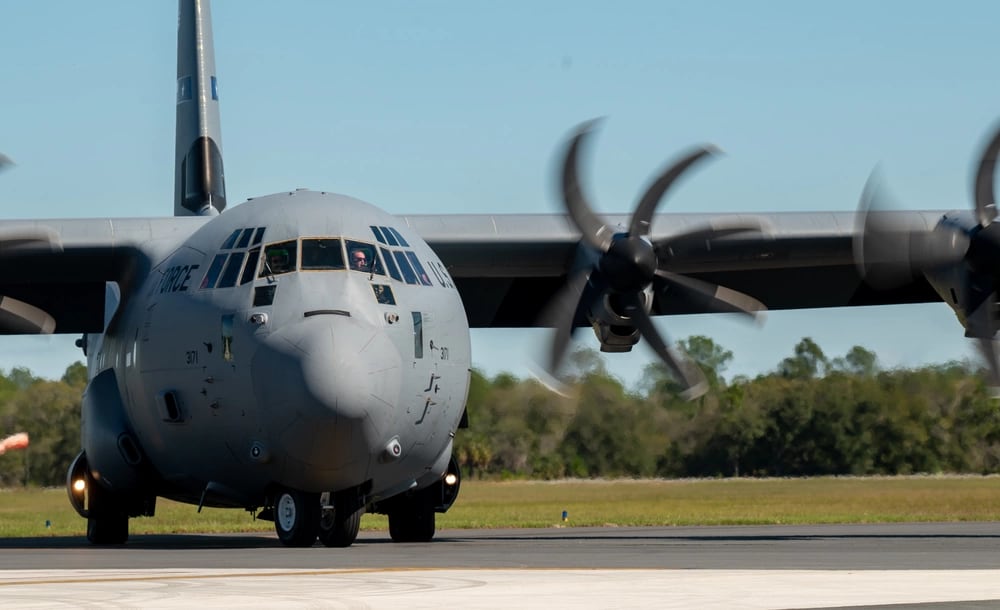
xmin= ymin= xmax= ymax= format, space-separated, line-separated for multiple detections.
xmin=407 ymin=210 xmax=945 ymax=328
xmin=0 ymin=218 xmax=203 ymax=334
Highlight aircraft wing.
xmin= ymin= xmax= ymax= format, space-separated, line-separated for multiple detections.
xmin=0 ymin=218 xmax=203 ymax=334
xmin=407 ymin=210 xmax=945 ymax=328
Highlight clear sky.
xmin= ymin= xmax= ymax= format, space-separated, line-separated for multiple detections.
xmin=1 ymin=1 xmax=998 ymax=387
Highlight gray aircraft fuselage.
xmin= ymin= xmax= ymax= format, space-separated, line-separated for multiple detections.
xmin=88 ymin=191 xmax=471 ymax=508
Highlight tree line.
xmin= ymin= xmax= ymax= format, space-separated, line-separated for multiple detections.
xmin=1 ymin=337 xmax=999 ymax=487
xmin=455 ymin=337 xmax=1000 ymax=479
xmin=0 ymin=363 xmax=86 ymax=487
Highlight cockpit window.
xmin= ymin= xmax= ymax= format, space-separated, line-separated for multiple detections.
xmin=380 ymin=247 xmax=402 ymax=282
xmin=302 ymin=238 xmax=346 ymax=270
xmin=370 ymin=226 xmax=386 ymax=244
xmin=251 ymin=227 xmax=266 ymax=246
xmin=200 ymin=253 xmax=227 ymax=289
xmin=260 ymin=240 xmax=298 ymax=277
xmin=380 ymin=227 xmax=399 ymax=247
xmin=345 ymin=240 xmax=385 ymax=275
xmin=392 ymin=250 xmax=419 ymax=285
xmin=240 ymin=248 xmax=260 ymax=285
xmin=220 ymin=229 xmax=241 ymax=250
xmin=386 ymin=227 xmax=410 ymax=247
xmin=217 ymin=252 xmax=246 ymax=288
xmin=236 ymin=228 xmax=254 ymax=249
xmin=405 ymin=251 xmax=433 ymax=286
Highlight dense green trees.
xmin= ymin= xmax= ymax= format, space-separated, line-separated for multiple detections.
xmin=0 ymin=364 xmax=87 ymax=487
xmin=1 ymin=337 xmax=1000 ymax=488
xmin=456 ymin=337 xmax=1000 ymax=479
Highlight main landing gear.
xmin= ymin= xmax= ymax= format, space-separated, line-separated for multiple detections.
xmin=377 ymin=456 xmax=462 ymax=543
xmin=388 ymin=500 xmax=436 ymax=543
xmin=66 ymin=451 xmax=155 ymax=545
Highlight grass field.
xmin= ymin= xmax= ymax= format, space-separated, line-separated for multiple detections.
xmin=2 ymin=476 xmax=999 ymax=538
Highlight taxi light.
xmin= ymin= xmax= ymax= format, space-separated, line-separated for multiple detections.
xmin=444 ymin=473 xmax=458 ymax=486
xmin=73 ymin=479 xmax=86 ymax=493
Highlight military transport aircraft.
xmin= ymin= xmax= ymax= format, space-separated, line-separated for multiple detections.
xmin=2 ymin=0 xmax=997 ymax=548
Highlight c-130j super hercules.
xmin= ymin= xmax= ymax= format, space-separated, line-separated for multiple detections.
xmin=3 ymin=0 xmax=1000 ymax=546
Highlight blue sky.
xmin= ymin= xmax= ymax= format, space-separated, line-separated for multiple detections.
xmin=1 ymin=1 xmax=999 ymax=386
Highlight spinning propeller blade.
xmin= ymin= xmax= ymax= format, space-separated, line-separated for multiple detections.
xmin=541 ymin=120 xmax=769 ymax=398
xmin=855 ymin=121 xmax=1000 ymax=393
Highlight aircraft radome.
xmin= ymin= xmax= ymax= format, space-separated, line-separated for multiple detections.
xmin=1 ymin=0 xmax=996 ymax=547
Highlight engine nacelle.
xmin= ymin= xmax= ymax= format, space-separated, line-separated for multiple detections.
xmin=586 ymin=289 xmax=652 ymax=353
xmin=922 ymin=213 xmax=998 ymax=337
xmin=81 ymin=368 xmax=146 ymax=492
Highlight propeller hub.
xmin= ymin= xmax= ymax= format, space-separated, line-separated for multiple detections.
xmin=601 ymin=235 xmax=657 ymax=293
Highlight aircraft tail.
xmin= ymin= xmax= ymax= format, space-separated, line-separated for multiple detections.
xmin=174 ymin=0 xmax=226 ymax=216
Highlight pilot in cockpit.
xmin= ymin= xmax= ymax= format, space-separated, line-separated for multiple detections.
xmin=267 ymin=248 xmax=291 ymax=274
xmin=350 ymin=248 xmax=369 ymax=271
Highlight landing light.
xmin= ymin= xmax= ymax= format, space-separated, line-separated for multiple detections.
xmin=72 ymin=479 xmax=86 ymax=493
xmin=444 ymin=473 xmax=458 ymax=486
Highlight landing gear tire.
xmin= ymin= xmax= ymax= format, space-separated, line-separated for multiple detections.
xmin=318 ymin=505 xmax=363 ymax=548
xmin=388 ymin=506 xmax=435 ymax=543
xmin=274 ymin=489 xmax=320 ymax=547
xmin=85 ymin=476 xmax=129 ymax=545
xmin=87 ymin=513 xmax=129 ymax=545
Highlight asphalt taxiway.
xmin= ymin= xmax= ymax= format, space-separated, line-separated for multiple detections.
xmin=0 ymin=523 xmax=997 ymax=607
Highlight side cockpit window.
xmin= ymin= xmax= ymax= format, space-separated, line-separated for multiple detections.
xmin=260 ymin=240 xmax=298 ymax=276
xmin=405 ymin=251 xmax=433 ymax=286
xmin=392 ymin=251 xmax=419 ymax=285
xmin=240 ymin=248 xmax=260 ymax=285
xmin=217 ymin=252 xmax=246 ymax=288
xmin=302 ymin=238 xmax=345 ymax=270
xmin=380 ymin=247 xmax=402 ymax=281
xmin=345 ymin=240 xmax=385 ymax=275
xmin=200 ymin=253 xmax=227 ymax=289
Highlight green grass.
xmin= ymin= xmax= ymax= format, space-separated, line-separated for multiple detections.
xmin=3 ymin=476 xmax=1000 ymax=538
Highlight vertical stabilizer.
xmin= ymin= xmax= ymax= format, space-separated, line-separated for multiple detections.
xmin=174 ymin=0 xmax=226 ymax=216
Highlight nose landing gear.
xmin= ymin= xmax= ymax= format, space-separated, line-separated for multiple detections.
xmin=273 ymin=488 xmax=320 ymax=547
xmin=265 ymin=485 xmax=366 ymax=548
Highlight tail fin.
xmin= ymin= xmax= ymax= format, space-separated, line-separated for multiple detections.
xmin=174 ymin=0 xmax=226 ymax=216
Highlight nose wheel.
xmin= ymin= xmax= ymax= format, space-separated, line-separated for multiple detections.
xmin=318 ymin=504 xmax=363 ymax=548
xmin=274 ymin=488 xmax=320 ymax=547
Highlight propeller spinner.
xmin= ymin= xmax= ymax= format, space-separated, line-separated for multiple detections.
xmin=855 ymin=122 xmax=1000 ymax=391
xmin=541 ymin=120 xmax=768 ymax=399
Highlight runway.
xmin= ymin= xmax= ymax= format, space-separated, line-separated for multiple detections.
xmin=0 ymin=523 xmax=997 ymax=607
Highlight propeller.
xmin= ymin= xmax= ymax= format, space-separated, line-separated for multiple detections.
xmin=854 ymin=122 xmax=1000 ymax=392
xmin=0 ymin=296 xmax=55 ymax=334
xmin=541 ymin=120 xmax=768 ymax=399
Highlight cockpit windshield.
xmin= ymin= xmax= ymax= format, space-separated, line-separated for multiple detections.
xmin=344 ymin=240 xmax=385 ymax=276
xmin=253 ymin=237 xmax=395 ymax=277
xmin=261 ymin=240 xmax=298 ymax=276
xmin=301 ymin=238 xmax=345 ymax=270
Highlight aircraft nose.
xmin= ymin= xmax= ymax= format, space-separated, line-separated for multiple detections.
xmin=251 ymin=314 xmax=402 ymax=489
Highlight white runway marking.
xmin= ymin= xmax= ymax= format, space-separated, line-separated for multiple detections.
xmin=0 ymin=569 xmax=998 ymax=609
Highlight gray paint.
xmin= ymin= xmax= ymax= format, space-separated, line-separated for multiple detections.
xmin=174 ymin=0 xmax=225 ymax=216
